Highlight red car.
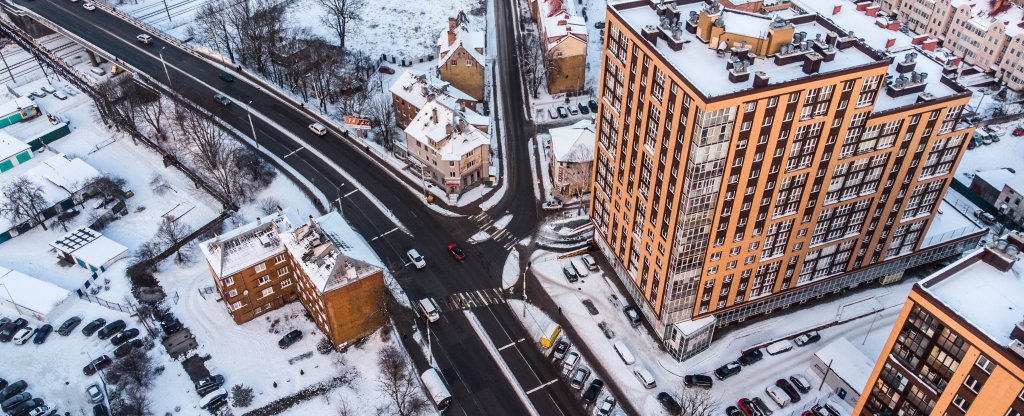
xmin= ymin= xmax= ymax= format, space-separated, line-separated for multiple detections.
xmin=378 ymin=65 xmax=396 ymax=74
xmin=448 ymin=243 xmax=466 ymax=261
xmin=737 ymin=398 xmax=756 ymax=416
xmin=1014 ymin=127 xmax=1024 ymax=137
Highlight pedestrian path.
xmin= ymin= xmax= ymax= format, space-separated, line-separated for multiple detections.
xmin=433 ymin=288 xmax=508 ymax=312
xmin=468 ymin=212 xmax=519 ymax=251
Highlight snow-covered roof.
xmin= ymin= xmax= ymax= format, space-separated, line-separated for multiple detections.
xmin=873 ymin=46 xmax=962 ymax=112
xmin=0 ymin=131 xmax=28 ymax=161
xmin=199 ymin=211 xmax=294 ymax=279
xmin=953 ymin=0 xmax=1024 ymax=38
xmin=0 ymin=154 xmax=101 ymax=231
xmin=0 ymin=97 xmax=35 ymax=117
xmin=813 ymin=338 xmax=874 ymax=392
xmin=794 ymin=0 xmax=916 ymax=51
xmin=920 ymin=243 xmax=1024 ymax=347
xmin=921 ymin=198 xmax=985 ymax=248
xmin=437 ymin=14 xmax=486 ymax=67
xmin=0 ymin=266 xmax=69 ymax=316
xmin=537 ymin=0 xmax=588 ymax=49
xmin=389 ymin=69 xmax=487 ymax=126
xmin=50 ymin=227 xmax=128 ymax=268
xmin=975 ymin=168 xmax=1024 ymax=193
xmin=549 ymin=120 xmax=595 ymax=163
xmin=281 ymin=212 xmax=383 ymax=293
xmin=405 ymin=100 xmax=490 ymax=161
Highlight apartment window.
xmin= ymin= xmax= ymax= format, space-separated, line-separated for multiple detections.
xmin=280 ymin=278 xmax=292 ymax=288
xmin=274 ymin=254 xmax=286 ymax=264
xmin=260 ymin=287 xmax=274 ymax=298
xmin=976 ymin=355 xmax=995 ymax=373
xmin=276 ymin=267 xmax=289 ymax=277
xmin=230 ymin=301 xmax=243 ymax=310
xmin=963 ymin=375 xmax=982 ymax=393
xmin=257 ymin=275 xmax=270 ymax=286
xmin=222 ymin=276 xmax=234 ymax=286
xmin=951 ymin=394 xmax=970 ymax=411
xmin=228 ymin=289 xmax=238 ymax=297
xmin=254 ymin=263 xmax=267 ymax=273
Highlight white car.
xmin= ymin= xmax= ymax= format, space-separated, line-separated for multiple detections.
xmin=83 ymin=2 xmax=95 ymax=9
xmin=632 ymin=366 xmax=657 ymax=389
xmin=308 ymin=122 xmax=328 ymax=136
xmin=407 ymin=249 xmax=426 ymax=269
xmin=541 ymin=199 xmax=563 ymax=210
xmin=86 ymin=384 xmax=104 ymax=403
xmin=136 ymin=34 xmax=153 ymax=44
xmin=13 ymin=326 xmax=34 ymax=345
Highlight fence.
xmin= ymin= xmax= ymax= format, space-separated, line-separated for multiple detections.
xmin=77 ymin=293 xmax=137 ymax=314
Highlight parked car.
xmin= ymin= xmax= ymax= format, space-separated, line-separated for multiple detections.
xmin=113 ymin=342 xmax=136 ymax=358
xmin=0 ymin=381 xmax=27 ymax=401
xmin=33 ymin=325 xmax=52 ymax=344
xmin=0 ymin=318 xmax=27 ymax=342
xmin=766 ymin=385 xmax=789 ymax=407
xmin=541 ymin=198 xmax=563 ymax=210
xmin=562 ymin=263 xmax=578 ymax=282
xmin=1 ymin=393 xmax=31 ymax=412
xmin=588 ymin=99 xmax=598 ymax=112
xmin=552 ymin=340 xmax=569 ymax=360
xmin=0 ymin=317 xmax=9 ymax=330
xmin=776 ymin=378 xmax=801 ymax=403
xmin=278 ymin=329 xmax=303 ymax=348
xmin=765 ymin=339 xmax=794 ymax=355
xmin=725 ymin=406 xmax=744 ymax=416
xmin=407 ymin=249 xmax=426 ymax=269
xmin=378 ymin=65 xmax=395 ymax=75
xmin=1014 ymin=127 xmax=1024 ymax=136
xmin=568 ymin=105 xmax=579 ymax=116
xmin=92 ymin=403 xmax=109 ymax=416
xmin=569 ymin=367 xmax=590 ymax=389
xmin=8 ymin=398 xmax=42 ymax=416
xmin=195 ymin=374 xmax=225 ymax=396
xmin=793 ymin=331 xmax=821 ymax=346
xmin=547 ymin=107 xmax=559 ymax=119
xmin=622 ymin=306 xmax=642 ymax=326
xmin=656 ymin=392 xmax=682 ymax=415
xmin=447 ymin=243 xmax=466 ymax=261
xmin=160 ymin=315 xmax=181 ymax=334
xmin=594 ymin=21 xmax=605 ymax=29
xmin=197 ymin=388 xmax=228 ymax=411
xmin=597 ymin=395 xmax=615 ymax=414
xmin=52 ymin=90 xmax=68 ymax=100
xmin=86 ymin=385 xmax=104 ymax=404
xmin=562 ymin=351 xmax=580 ymax=372
xmin=13 ymin=326 xmax=35 ymax=345
xmin=632 ymin=366 xmax=657 ymax=389
xmin=752 ymin=396 xmax=774 ymax=415
xmin=556 ymin=106 xmax=569 ymax=118
xmin=82 ymin=318 xmax=106 ymax=337
xmin=97 ymin=320 xmax=125 ymax=340
xmin=0 ymin=378 xmax=7 ymax=391
xmin=738 ymin=348 xmax=764 ymax=365
xmin=27 ymin=404 xmax=54 ymax=416
xmin=110 ymin=328 xmax=140 ymax=346
xmin=57 ymin=317 xmax=82 ymax=336
xmin=975 ymin=210 xmax=997 ymax=224
xmin=737 ymin=398 xmax=756 ymax=416
xmin=83 ymin=355 xmax=112 ymax=376
xmin=580 ymin=254 xmax=598 ymax=271
xmin=683 ymin=374 xmax=713 ymax=389
xmin=213 ymin=93 xmax=231 ymax=106
xmin=577 ymin=102 xmax=589 ymax=115
xmin=714 ymin=362 xmax=741 ymax=380
xmin=790 ymin=374 xmax=812 ymax=393
xmin=582 ymin=379 xmax=603 ymax=403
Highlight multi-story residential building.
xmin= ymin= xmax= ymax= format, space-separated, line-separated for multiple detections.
xmin=549 ymin=120 xmax=596 ymax=198
xmin=405 ymin=100 xmax=490 ymax=195
xmin=437 ymin=12 xmax=486 ymax=101
xmin=590 ymin=0 xmax=985 ymax=360
xmin=856 ymin=235 xmax=1024 ymax=416
xmin=199 ymin=210 xmax=387 ymax=349
xmin=530 ymin=0 xmax=588 ymax=94
xmin=970 ymin=168 xmax=1024 ymax=226
xmin=390 ymin=69 xmax=484 ymax=129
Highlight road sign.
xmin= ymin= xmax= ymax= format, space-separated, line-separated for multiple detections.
xmin=344 ymin=116 xmax=371 ymax=130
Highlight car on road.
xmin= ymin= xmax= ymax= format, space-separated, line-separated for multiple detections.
xmin=378 ymin=65 xmax=395 ymax=74
xmin=588 ymin=100 xmax=598 ymax=112
xmin=684 ymin=374 xmax=713 ymax=389
xmin=577 ymin=102 xmax=589 ymax=115
xmin=32 ymin=325 xmax=52 ymax=344
xmin=12 ymin=326 xmax=34 ymax=345
xmin=83 ymin=2 xmax=95 ymax=10
xmin=597 ymin=395 xmax=615 ymax=414
xmin=82 ymin=318 xmax=105 ymax=337
xmin=790 ymin=374 xmax=812 ymax=393
xmin=86 ymin=385 xmax=104 ymax=404
xmin=656 ymin=392 xmax=682 ymax=415
xmin=308 ymin=122 xmax=328 ymax=136
xmin=407 ymin=249 xmax=426 ymax=269
xmin=738 ymin=348 xmax=764 ymax=365
xmin=278 ymin=329 xmax=303 ymax=348
xmin=562 ymin=263 xmax=578 ymax=282
xmin=136 ymin=34 xmax=153 ymax=44
xmin=97 ymin=320 xmax=125 ymax=340
xmin=83 ymin=355 xmax=112 ymax=376
xmin=552 ymin=340 xmax=569 ymax=360
xmin=541 ymin=198 xmax=563 ymax=210
xmin=110 ymin=328 xmax=139 ymax=346
xmin=195 ymin=374 xmax=225 ymax=396
xmin=556 ymin=106 xmax=569 ymax=118
xmin=715 ymin=362 xmax=742 ymax=380
xmin=57 ymin=317 xmax=82 ymax=336
xmin=622 ymin=306 xmax=642 ymax=326
xmin=213 ymin=93 xmax=231 ymax=106
xmin=0 ymin=318 xmax=27 ymax=342
xmin=776 ymin=378 xmax=801 ymax=403
xmin=794 ymin=331 xmax=821 ymax=346
xmin=447 ymin=243 xmax=466 ymax=261
xmin=569 ymin=367 xmax=590 ymax=389
xmin=582 ymin=379 xmax=603 ymax=403
xmin=0 ymin=381 xmax=27 ymax=402
xmin=218 ymin=71 xmax=234 ymax=82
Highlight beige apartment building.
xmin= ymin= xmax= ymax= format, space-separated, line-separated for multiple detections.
xmin=856 ymin=236 xmax=1024 ymax=416
xmin=590 ymin=0 xmax=984 ymax=360
xmin=437 ymin=12 xmax=486 ymax=101
xmin=405 ymin=100 xmax=490 ymax=195
xmin=389 ymin=69 xmax=483 ymax=129
xmin=531 ymin=0 xmax=589 ymax=94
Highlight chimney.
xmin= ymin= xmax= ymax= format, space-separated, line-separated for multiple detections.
xmin=459 ymin=101 xmax=466 ymax=111
xmin=916 ymin=92 xmax=935 ymax=103
xmin=855 ymin=1 xmax=870 ymax=11
xmin=865 ymin=5 xmax=880 ymax=17
xmin=345 ymin=262 xmax=357 ymax=279
xmin=802 ymin=52 xmax=823 ymax=74
xmin=885 ymin=38 xmax=896 ymax=49
xmin=641 ymin=25 xmax=659 ymax=45
xmin=922 ymin=39 xmax=938 ymax=52
xmin=753 ymin=71 xmax=770 ymax=88
xmin=445 ymin=123 xmax=453 ymax=135
xmin=431 ymin=107 xmax=438 ymax=124
xmin=447 ymin=18 xmax=457 ymax=46
xmin=825 ymin=31 xmax=838 ymax=46
xmin=896 ymin=52 xmax=917 ymax=74
xmin=457 ymin=117 xmax=466 ymax=132
xmin=1012 ymin=320 xmax=1024 ymax=343
xmin=833 ymin=5 xmax=842 ymax=14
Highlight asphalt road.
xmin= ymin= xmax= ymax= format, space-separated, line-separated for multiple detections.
xmin=8 ymin=0 xmax=584 ymax=414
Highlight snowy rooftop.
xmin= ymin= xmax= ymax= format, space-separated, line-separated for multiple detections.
xmin=0 ymin=96 xmax=35 ymax=117
xmin=920 ymin=242 xmax=1024 ymax=347
xmin=537 ymin=0 xmax=588 ymax=48
xmin=611 ymin=0 xmax=883 ymax=98
xmin=975 ymin=168 xmax=1024 ymax=193
xmin=873 ymin=47 xmax=963 ymax=112
xmin=389 ymin=69 xmax=487 ymax=125
xmin=0 ymin=131 xmax=28 ymax=160
xmin=549 ymin=120 xmax=595 ymax=163
xmin=50 ymin=227 xmax=128 ymax=268
xmin=282 ymin=212 xmax=383 ymax=293
xmin=0 ymin=154 xmax=101 ymax=231
xmin=921 ymin=198 xmax=985 ymax=248
xmin=813 ymin=338 xmax=875 ymax=392
xmin=953 ymin=0 xmax=1024 ymax=38
xmin=0 ymin=265 xmax=69 ymax=316
xmin=199 ymin=211 xmax=294 ymax=279
xmin=437 ymin=14 xmax=486 ymax=66
xmin=405 ymin=100 xmax=490 ymax=161
xmin=794 ymin=0 xmax=916 ymax=51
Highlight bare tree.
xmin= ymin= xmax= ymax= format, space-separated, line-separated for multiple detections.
xmin=225 ymin=0 xmax=290 ymax=74
xmin=677 ymin=387 xmax=720 ymax=416
xmin=520 ymin=32 xmax=547 ymax=99
xmin=376 ymin=346 xmax=427 ymax=416
xmin=367 ymin=94 xmax=398 ymax=151
xmin=137 ymin=96 xmax=169 ymax=143
xmin=192 ymin=0 xmax=235 ymax=63
xmin=156 ymin=217 xmax=192 ymax=263
xmin=106 ymin=349 xmax=156 ymax=389
xmin=109 ymin=384 xmax=151 ymax=416
xmin=96 ymin=76 xmax=153 ymax=134
xmin=83 ymin=175 xmax=129 ymax=205
xmin=173 ymin=105 xmax=251 ymax=203
xmin=317 ymin=0 xmax=365 ymax=51
xmin=0 ymin=177 xmax=49 ymax=230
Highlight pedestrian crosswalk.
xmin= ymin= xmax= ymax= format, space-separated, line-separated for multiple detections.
xmin=432 ymin=288 xmax=508 ymax=312
xmin=468 ymin=212 xmax=519 ymax=251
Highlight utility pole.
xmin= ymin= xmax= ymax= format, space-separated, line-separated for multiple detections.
xmin=818 ymin=359 xmax=833 ymax=391
xmin=0 ymin=283 xmax=22 ymax=316
xmin=161 ymin=0 xmax=172 ymax=22
xmin=522 ymin=261 xmax=531 ymax=317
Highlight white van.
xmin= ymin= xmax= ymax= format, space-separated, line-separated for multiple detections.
xmin=89 ymin=67 xmax=106 ymax=76
xmin=308 ymin=122 xmax=328 ymax=136
xmin=632 ymin=366 xmax=656 ymax=389
xmin=197 ymin=388 xmax=228 ymax=410
xmin=571 ymin=258 xmax=589 ymax=277
xmin=419 ymin=298 xmax=440 ymax=323
xmin=612 ymin=341 xmax=635 ymax=365
xmin=420 ymin=368 xmax=452 ymax=411
xmin=766 ymin=385 xmax=789 ymax=407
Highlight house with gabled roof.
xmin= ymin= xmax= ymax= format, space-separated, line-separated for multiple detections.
xmin=531 ymin=0 xmax=588 ymax=94
xmin=437 ymin=11 xmax=486 ymax=101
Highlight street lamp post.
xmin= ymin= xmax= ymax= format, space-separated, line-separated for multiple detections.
xmin=159 ymin=47 xmax=172 ymax=88
xmin=246 ymin=101 xmax=259 ymax=149
xmin=522 ymin=261 xmax=531 ymax=317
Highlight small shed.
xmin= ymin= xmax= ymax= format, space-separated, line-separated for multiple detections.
xmin=811 ymin=338 xmax=875 ymax=408
xmin=0 ymin=131 xmax=30 ymax=173
xmin=51 ymin=227 xmax=128 ymax=280
xmin=0 ymin=266 xmax=71 ymax=323
xmin=0 ymin=97 xmax=38 ymax=128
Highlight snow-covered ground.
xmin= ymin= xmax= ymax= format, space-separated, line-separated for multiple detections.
xmin=955 ymin=121 xmax=1024 ymax=183
xmin=528 ymin=249 xmax=919 ymax=414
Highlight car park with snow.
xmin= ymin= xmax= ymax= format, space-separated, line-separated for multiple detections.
xmin=738 ymin=348 xmax=764 ymax=365
xmin=57 ymin=317 xmax=81 ymax=336
xmin=793 ymin=331 xmax=820 ymax=346
xmin=684 ymin=374 xmax=713 ymax=389
xmin=715 ymin=362 xmax=741 ymax=380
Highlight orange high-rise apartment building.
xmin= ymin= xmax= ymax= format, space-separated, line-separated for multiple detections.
xmin=856 ymin=234 xmax=1024 ymax=416
xmin=589 ymin=0 xmax=985 ymax=360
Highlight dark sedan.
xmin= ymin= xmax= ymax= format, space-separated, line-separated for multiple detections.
xmin=97 ymin=320 xmax=125 ymax=340
xmin=81 ymin=318 xmax=106 ymax=337
xmin=32 ymin=324 xmax=52 ymax=344
xmin=776 ymin=378 xmax=801 ymax=403
xmin=278 ymin=330 xmax=302 ymax=348
xmin=110 ymin=328 xmax=140 ymax=346
xmin=684 ymin=374 xmax=713 ymax=389
xmin=0 ymin=318 xmax=27 ymax=342
xmin=738 ymin=348 xmax=764 ymax=365
xmin=83 ymin=355 xmax=112 ymax=376
xmin=57 ymin=316 xmax=82 ymax=336
xmin=657 ymin=392 xmax=682 ymax=415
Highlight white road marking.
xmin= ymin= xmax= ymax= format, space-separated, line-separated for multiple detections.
xmin=525 ymin=379 xmax=558 ymax=395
